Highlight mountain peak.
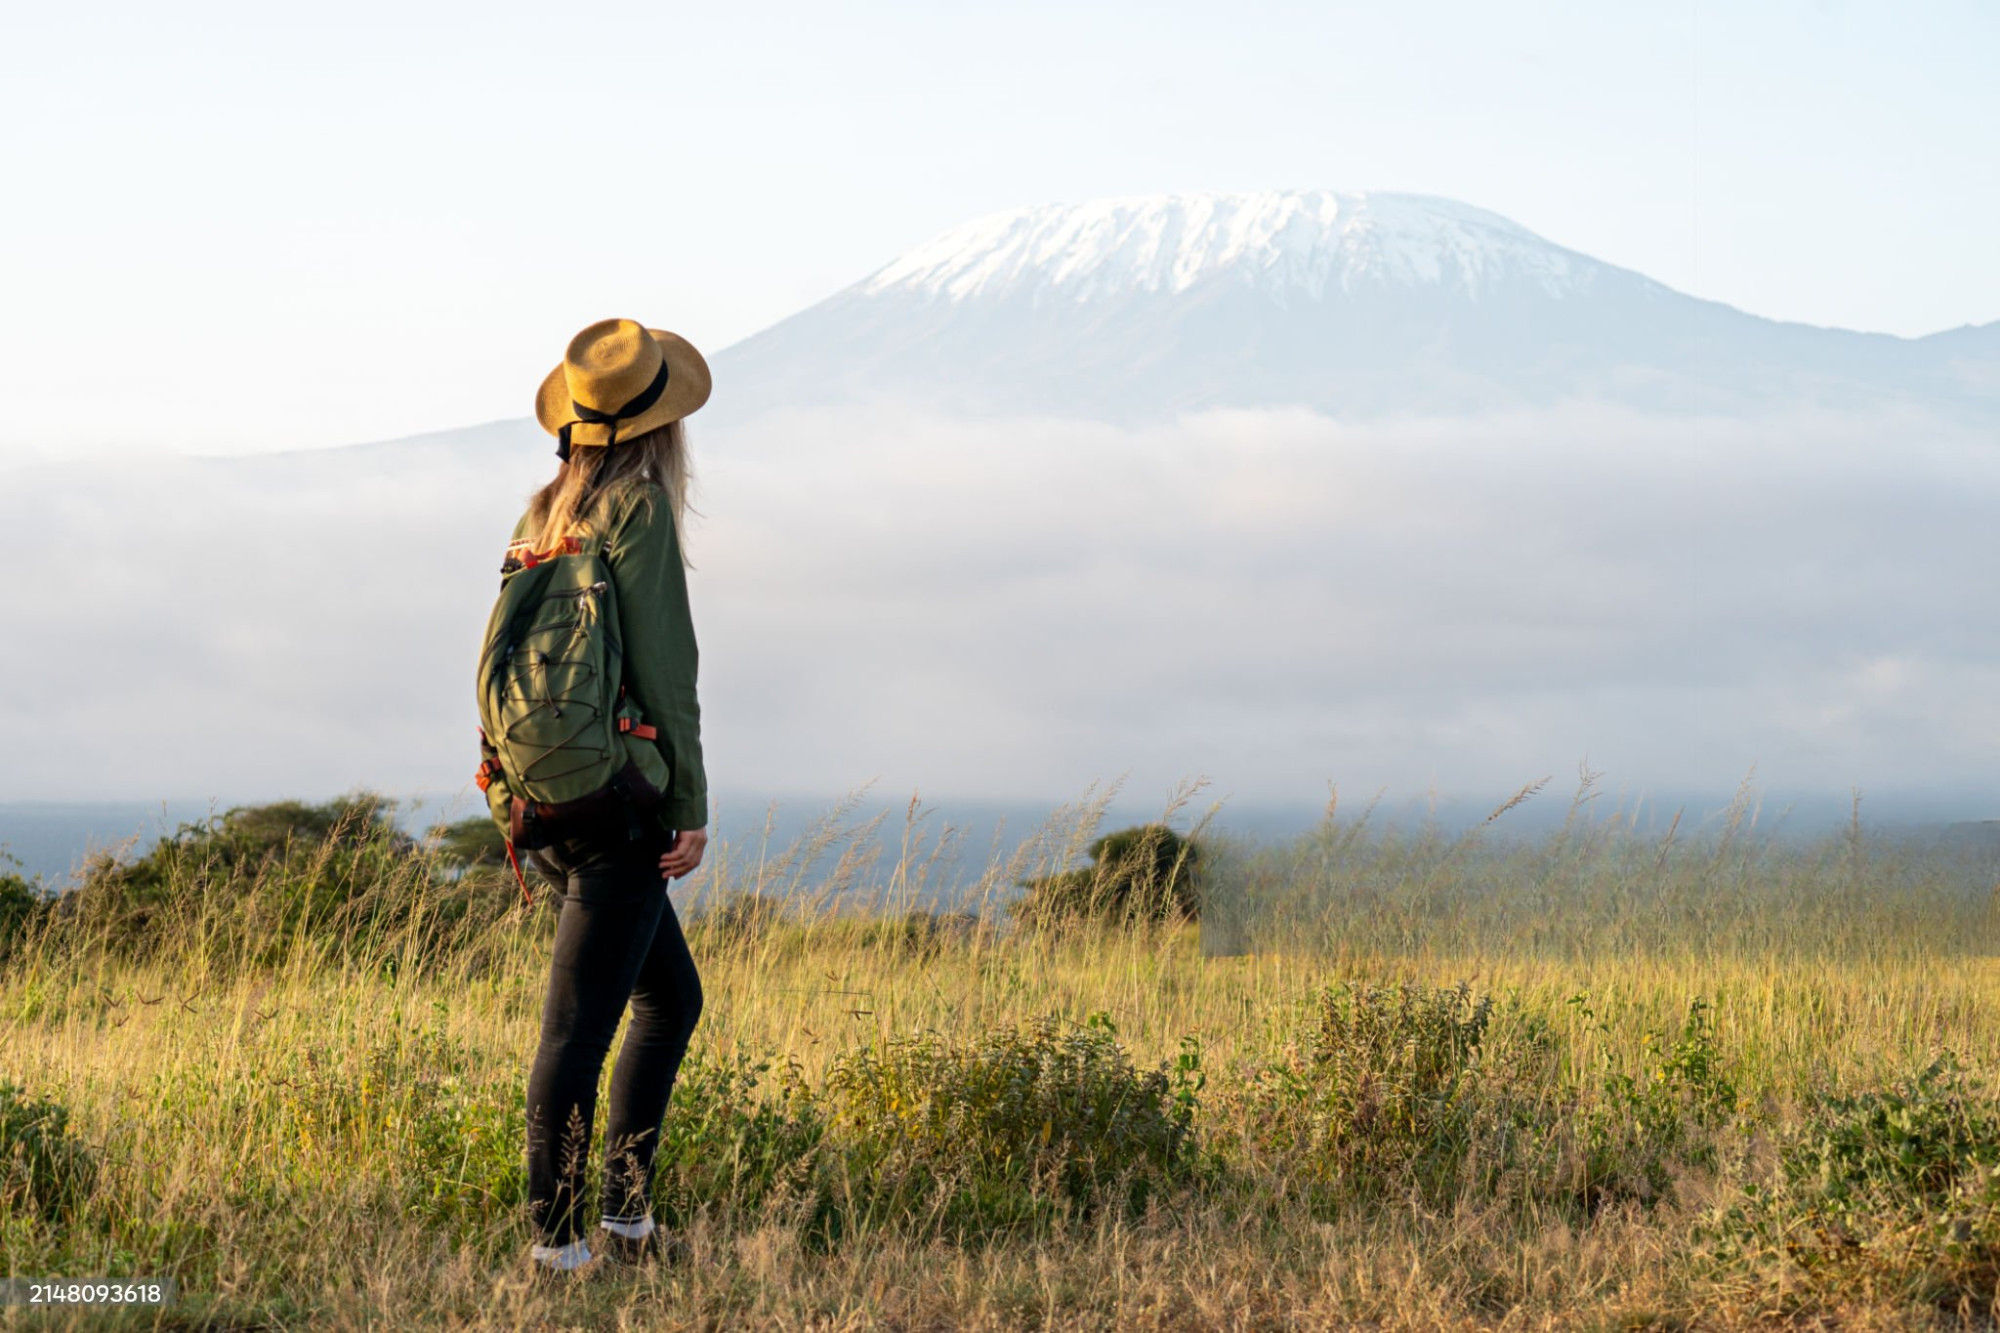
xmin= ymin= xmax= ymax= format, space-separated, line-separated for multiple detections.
xmin=713 ymin=189 xmax=1998 ymax=424
xmin=861 ymin=189 xmax=1603 ymax=306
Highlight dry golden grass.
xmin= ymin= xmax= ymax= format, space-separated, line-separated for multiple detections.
xmin=6 ymin=784 xmax=2000 ymax=1330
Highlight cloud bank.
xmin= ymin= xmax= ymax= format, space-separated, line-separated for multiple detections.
xmin=4 ymin=403 xmax=1998 ymax=818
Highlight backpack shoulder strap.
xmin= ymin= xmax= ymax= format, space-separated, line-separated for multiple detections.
xmin=501 ymin=533 xmax=587 ymax=577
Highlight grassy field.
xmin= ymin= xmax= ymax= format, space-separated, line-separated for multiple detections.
xmin=6 ymin=784 xmax=2000 ymax=1330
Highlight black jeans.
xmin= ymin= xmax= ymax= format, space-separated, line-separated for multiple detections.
xmin=525 ymin=826 xmax=703 ymax=1245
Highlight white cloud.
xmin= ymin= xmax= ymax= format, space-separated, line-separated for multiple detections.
xmin=3 ymin=403 xmax=1998 ymax=816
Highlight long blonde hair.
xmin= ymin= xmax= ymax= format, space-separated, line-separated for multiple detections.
xmin=524 ymin=419 xmax=694 ymax=563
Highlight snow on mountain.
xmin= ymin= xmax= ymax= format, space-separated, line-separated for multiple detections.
xmin=862 ymin=191 xmax=1608 ymax=306
xmin=713 ymin=190 xmax=2000 ymax=424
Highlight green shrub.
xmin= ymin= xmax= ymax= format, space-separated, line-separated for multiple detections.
xmin=393 ymin=1051 xmax=526 ymax=1229
xmin=1016 ymin=824 xmax=1202 ymax=924
xmin=1242 ymin=981 xmax=1498 ymax=1203
xmin=1574 ymin=997 xmax=1739 ymax=1210
xmin=60 ymin=793 xmax=401 ymax=943
xmin=1786 ymin=1055 xmax=2000 ymax=1215
xmin=845 ymin=910 xmax=986 ymax=959
xmin=267 ymin=1026 xmax=524 ymax=1232
xmin=1239 ymin=986 xmax=1738 ymax=1216
xmin=696 ymin=891 xmax=786 ymax=947
xmin=0 ymin=1081 xmax=96 ymax=1222
xmin=209 ymin=794 xmax=403 ymax=858
xmin=0 ymin=859 xmax=44 ymax=959
xmin=427 ymin=817 xmax=508 ymax=870
xmin=49 ymin=794 xmax=520 ymax=971
xmin=648 ymin=1052 xmax=826 ymax=1227
xmin=1710 ymin=1055 xmax=2000 ymax=1315
xmin=820 ymin=1014 xmax=1196 ymax=1237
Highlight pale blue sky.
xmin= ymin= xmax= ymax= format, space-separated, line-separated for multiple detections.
xmin=4 ymin=0 xmax=1995 ymax=455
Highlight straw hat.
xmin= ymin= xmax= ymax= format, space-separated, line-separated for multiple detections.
xmin=535 ymin=319 xmax=711 ymax=460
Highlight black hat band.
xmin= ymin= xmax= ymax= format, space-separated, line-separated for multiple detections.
xmin=556 ymin=356 xmax=671 ymax=462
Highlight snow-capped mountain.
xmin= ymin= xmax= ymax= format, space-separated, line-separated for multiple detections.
xmin=861 ymin=191 xmax=1606 ymax=305
xmin=713 ymin=190 xmax=2000 ymax=422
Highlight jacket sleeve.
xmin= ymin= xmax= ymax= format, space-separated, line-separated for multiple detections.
xmin=603 ymin=489 xmax=709 ymax=833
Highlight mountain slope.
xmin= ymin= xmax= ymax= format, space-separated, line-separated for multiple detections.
xmin=713 ymin=190 xmax=2000 ymax=423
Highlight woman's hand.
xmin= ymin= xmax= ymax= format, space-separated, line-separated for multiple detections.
xmin=658 ymin=828 xmax=708 ymax=881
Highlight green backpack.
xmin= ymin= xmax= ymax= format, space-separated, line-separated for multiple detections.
xmin=473 ymin=531 xmax=670 ymax=872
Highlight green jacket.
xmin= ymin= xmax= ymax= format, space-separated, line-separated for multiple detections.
xmin=509 ymin=485 xmax=708 ymax=833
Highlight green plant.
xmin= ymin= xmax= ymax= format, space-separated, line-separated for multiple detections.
xmin=820 ymin=1014 xmax=1195 ymax=1237
xmin=0 ymin=856 xmax=43 ymax=957
xmin=649 ymin=1052 xmax=826 ymax=1227
xmin=1015 ymin=823 xmax=1202 ymax=924
xmin=847 ymin=910 xmax=984 ymax=959
xmin=1576 ymin=996 xmax=1739 ymax=1209
xmin=1706 ymin=1055 xmax=2000 ymax=1317
xmin=48 ymin=794 xmax=521 ymax=973
xmin=394 ymin=1056 xmax=526 ymax=1229
xmin=263 ymin=1026 xmax=525 ymax=1234
xmin=0 ymin=1081 xmax=96 ymax=1223
xmin=1787 ymin=1054 xmax=2000 ymax=1214
xmin=698 ymin=891 xmax=786 ymax=946
xmin=427 ymin=817 xmax=508 ymax=870
xmin=1243 ymin=981 xmax=1497 ymax=1203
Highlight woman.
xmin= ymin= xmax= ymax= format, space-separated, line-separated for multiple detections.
xmin=510 ymin=318 xmax=710 ymax=1277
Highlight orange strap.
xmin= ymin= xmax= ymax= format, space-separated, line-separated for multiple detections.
xmin=504 ymin=838 xmax=532 ymax=910
xmin=507 ymin=534 xmax=584 ymax=570
xmin=617 ymin=718 xmax=658 ymax=740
